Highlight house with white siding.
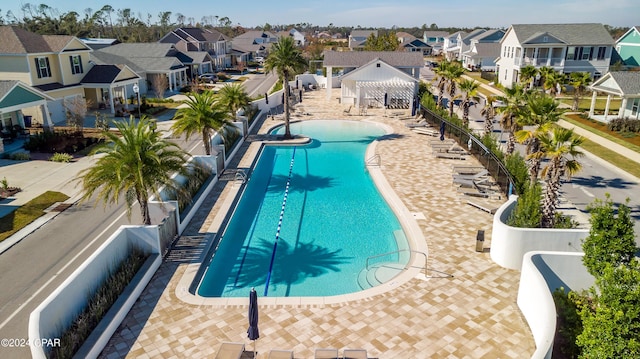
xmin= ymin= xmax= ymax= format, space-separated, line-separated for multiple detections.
xmin=588 ymin=71 xmax=640 ymax=122
xmin=159 ymin=27 xmax=231 ymax=71
xmin=460 ymin=29 xmax=505 ymax=71
xmin=495 ymin=23 xmax=614 ymax=88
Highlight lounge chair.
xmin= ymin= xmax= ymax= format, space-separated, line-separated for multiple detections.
xmin=404 ymin=119 xmax=427 ymax=128
xmin=467 ymin=200 xmax=499 ymax=214
xmin=412 ymin=128 xmax=439 ymax=137
xmin=268 ymin=349 xmax=294 ymax=359
xmin=214 ymin=342 xmax=245 ymax=359
xmin=452 ymin=169 xmax=489 ymax=182
xmin=452 ymin=165 xmax=485 ymax=175
xmin=343 ymin=105 xmax=352 ymax=115
xmin=434 ymin=151 xmax=467 ymax=160
xmin=343 ymin=349 xmax=368 ymax=359
xmin=315 ymin=348 xmax=339 ymax=359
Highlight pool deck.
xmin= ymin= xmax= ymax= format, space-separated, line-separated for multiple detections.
xmin=99 ymin=89 xmax=536 ymax=358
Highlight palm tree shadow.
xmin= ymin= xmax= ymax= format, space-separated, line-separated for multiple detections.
xmin=570 ymin=175 xmax=637 ymax=189
xmin=233 ymin=238 xmax=352 ymax=295
xmin=267 ymin=173 xmax=335 ymax=193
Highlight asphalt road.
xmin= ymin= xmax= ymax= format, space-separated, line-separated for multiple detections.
xmin=0 ymin=134 xmax=203 ymax=358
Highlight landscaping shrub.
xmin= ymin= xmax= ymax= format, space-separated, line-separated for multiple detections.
xmin=552 ymin=288 xmax=584 ymax=359
xmin=607 ymin=117 xmax=640 ymax=133
xmin=507 ymin=182 xmax=542 ymax=228
xmin=49 ymin=152 xmax=73 ymax=163
xmin=504 ymin=153 xmax=529 ymax=195
xmin=9 ymin=152 xmax=31 ymax=161
xmin=49 ymin=247 xmax=148 ymax=359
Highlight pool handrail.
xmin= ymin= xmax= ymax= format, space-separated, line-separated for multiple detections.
xmin=365 ymin=249 xmax=428 ymax=277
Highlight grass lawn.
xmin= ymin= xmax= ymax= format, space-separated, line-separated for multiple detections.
xmin=0 ymin=191 xmax=70 ymax=242
xmin=558 ymin=97 xmax=622 ymax=112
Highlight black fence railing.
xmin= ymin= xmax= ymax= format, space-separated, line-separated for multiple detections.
xmin=421 ymin=108 xmax=516 ymax=196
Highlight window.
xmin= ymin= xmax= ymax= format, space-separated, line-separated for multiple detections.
xmin=597 ymin=47 xmax=607 ymax=60
xmin=34 ymin=57 xmax=51 ymax=78
xmin=632 ymin=99 xmax=639 ymax=116
xmin=566 ymin=47 xmax=576 ymax=60
xmin=70 ymin=55 xmax=83 ymax=74
xmin=581 ymin=47 xmax=592 ymax=60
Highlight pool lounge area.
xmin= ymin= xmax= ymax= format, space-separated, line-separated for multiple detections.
xmin=99 ymin=89 xmax=535 ymax=358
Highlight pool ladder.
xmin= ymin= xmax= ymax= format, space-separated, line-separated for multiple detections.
xmin=365 ymin=154 xmax=381 ymax=167
xmin=234 ymin=169 xmax=247 ymax=184
xmin=365 ymin=249 xmax=429 ymax=278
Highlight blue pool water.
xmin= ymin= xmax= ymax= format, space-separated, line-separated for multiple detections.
xmin=197 ymin=120 xmax=407 ymax=297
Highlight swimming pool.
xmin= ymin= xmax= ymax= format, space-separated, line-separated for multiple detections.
xmin=197 ymin=120 xmax=409 ymax=297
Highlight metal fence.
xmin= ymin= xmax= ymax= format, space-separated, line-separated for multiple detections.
xmin=420 ymin=108 xmax=516 ymax=196
xmin=158 ymin=208 xmax=178 ymax=255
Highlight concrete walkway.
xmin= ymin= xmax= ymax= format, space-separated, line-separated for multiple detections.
xmin=99 ymin=89 xmax=536 ymax=358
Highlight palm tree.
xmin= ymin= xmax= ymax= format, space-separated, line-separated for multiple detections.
xmin=568 ymin=72 xmax=592 ymax=111
xmin=536 ymin=127 xmax=584 ymax=228
xmin=481 ymin=95 xmax=496 ymax=136
xmin=519 ymin=65 xmax=538 ymax=91
xmin=171 ymin=91 xmax=233 ymax=155
xmin=218 ymin=83 xmax=251 ymax=119
xmin=537 ymin=66 xmax=555 ymax=90
xmin=544 ymin=70 xmax=566 ymax=96
xmin=495 ymin=84 xmax=525 ymax=155
xmin=458 ymin=79 xmax=480 ymax=127
xmin=515 ymin=91 xmax=564 ymax=182
xmin=433 ymin=60 xmax=449 ymax=109
xmin=264 ymin=36 xmax=307 ymax=139
xmin=78 ymin=116 xmax=190 ymax=225
xmin=444 ymin=61 xmax=465 ymax=117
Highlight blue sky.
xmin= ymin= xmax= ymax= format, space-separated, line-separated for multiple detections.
xmin=3 ymin=0 xmax=638 ymax=29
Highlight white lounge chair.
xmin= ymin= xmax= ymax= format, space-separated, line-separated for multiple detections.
xmin=315 ymin=348 xmax=339 ymax=359
xmin=214 ymin=342 xmax=245 ymax=359
xmin=269 ymin=349 xmax=294 ymax=359
xmin=343 ymin=349 xmax=368 ymax=359
xmin=452 ymin=169 xmax=489 ymax=182
xmin=412 ymin=128 xmax=439 ymax=137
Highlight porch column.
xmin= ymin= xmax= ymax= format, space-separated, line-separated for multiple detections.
xmin=588 ymin=91 xmax=597 ymax=118
xmin=619 ymin=98 xmax=628 ymax=118
xmin=41 ymin=102 xmax=54 ymax=129
xmin=603 ymin=94 xmax=612 ymax=122
xmin=326 ymin=66 xmax=333 ymax=101
xmin=123 ymin=86 xmax=129 ymax=110
xmin=109 ymin=86 xmax=116 ymax=114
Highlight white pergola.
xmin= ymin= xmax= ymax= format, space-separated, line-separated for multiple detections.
xmin=344 ymin=78 xmax=416 ymax=110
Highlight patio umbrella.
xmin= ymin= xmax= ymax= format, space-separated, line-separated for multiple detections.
xmin=439 ymin=121 xmax=446 ymax=141
xmin=265 ymin=93 xmax=269 ymax=104
xmin=411 ymin=97 xmax=417 ymax=117
xmin=248 ymin=288 xmax=259 ymax=356
xmin=299 ymin=90 xmax=303 ymax=103
xmin=384 ymin=93 xmax=388 ymax=108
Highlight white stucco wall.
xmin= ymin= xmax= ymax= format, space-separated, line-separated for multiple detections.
xmin=490 ymin=195 xmax=589 ymax=270
xmin=518 ymin=251 xmax=593 ymax=359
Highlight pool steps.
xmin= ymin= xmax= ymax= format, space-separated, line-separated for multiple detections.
xmin=357 ymin=230 xmax=410 ymax=289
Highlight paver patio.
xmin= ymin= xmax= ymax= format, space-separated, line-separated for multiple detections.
xmin=99 ymin=88 xmax=535 ymax=358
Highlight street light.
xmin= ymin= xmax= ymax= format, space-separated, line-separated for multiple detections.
xmin=132 ymin=83 xmax=141 ymax=119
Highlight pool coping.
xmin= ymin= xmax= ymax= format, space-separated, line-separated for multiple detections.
xmin=175 ymin=119 xmax=428 ymax=307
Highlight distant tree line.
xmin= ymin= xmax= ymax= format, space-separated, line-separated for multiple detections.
xmin=0 ymin=3 xmax=631 ymax=42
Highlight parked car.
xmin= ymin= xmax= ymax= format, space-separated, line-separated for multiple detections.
xmin=254 ymin=57 xmax=264 ymax=64
xmin=199 ymin=73 xmax=218 ymax=84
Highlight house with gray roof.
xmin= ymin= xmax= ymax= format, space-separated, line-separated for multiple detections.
xmin=444 ymin=29 xmax=487 ymax=61
xmin=231 ymin=31 xmax=279 ymax=64
xmin=460 ymin=29 xmax=505 ymax=71
xmin=159 ymin=27 xmax=231 ymax=70
xmin=423 ymin=31 xmax=450 ymax=55
xmin=441 ymin=31 xmax=467 ymax=59
xmin=323 ymin=51 xmax=423 ymax=108
xmin=348 ymin=30 xmax=378 ymax=50
xmin=496 ymin=23 xmax=615 ymax=88
xmin=91 ymin=43 xmax=188 ymax=97
xmin=588 ymin=71 xmax=640 ymax=122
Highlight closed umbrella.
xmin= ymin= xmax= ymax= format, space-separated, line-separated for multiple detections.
xmin=439 ymin=121 xmax=446 ymax=141
xmin=411 ymin=97 xmax=416 ymax=117
xmin=248 ymin=288 xmax=259 ymax=356
xmin=265 ymin=93 xmax=269 ymax=104
xmin=384 ymin=93 xmax=388 ymax=108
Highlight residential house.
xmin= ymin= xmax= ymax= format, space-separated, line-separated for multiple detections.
xmin=397 ymin=32 xmax=432 ymax=55
xmin=323 ymin=51 xmax=423 ymax=108
xmin=444 ymin=29 xmax=487 ymax=61
xmin=80 ymin=38 xmax=120 ymax=50
xmin=287 ymin=28 xmax=306 ymax=46
xmin=0 ymin=81 xmax=54 ymax=153
xmin=460 ymin=29 xmax=505 ymax=71
xmin=91 ymin=43 xmax=188 ymax=103
xmin=159 ymin=27 xmax=231 ymax=71
xmin=496 ymin=23 xmax=615 ymax=88
xmin=81 ymin=64 xmax=142 ymax=116
xmin=588 ymin=71 xmax=640 ymax=122
xmin=0 ymin=26 xmax=93 ymax=125
xmin=441 ymin=31 xmax=467 ymax=60
xmin=613 ymin=26 xmax=640 ymax=68
xmin=422 ymin=31 xmax=449 ymax=55
xmin=348 ymin=30 xmax=378 ymax=50
xmin=231 ymin=30 xmax=279 ymax=64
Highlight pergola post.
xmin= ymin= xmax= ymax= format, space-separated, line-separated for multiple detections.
xmin=620 ymin=98 xmax=628 ymax=118
xmin=588 ymin=91 xmax=597 ymax=118
xmin=603 ymin=94 xmax=612 ymax=122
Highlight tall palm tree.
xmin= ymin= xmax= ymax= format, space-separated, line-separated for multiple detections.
xmin=536 ymin=127 xmax=584 ymax=228
xmin=519 ymin=65 xmax=538 ymax=91
xmin=171 ymin=91 xmax=233 ymax=155
xmin=537 ymin=66 xmax=555 ymax=90
xmin=78 ymin=116 xmax=190 ymax=225
xmin=495 ymin=84 xmax=525 ymax=155
xmin=458 ymin=78 xmax=480 ymax=127
xmin=515 ymin=91 xmax=564 ymax=182
xmin=433 ymin=60 xmax=449 ymax=109
xmin=218 ymin=83 xmax=251 ymax=119
xmin=444 ymin=61 xmax=465 ymax=117
xmin=481 ymin=94 xmax=496 ymax=136
xmin=264 ymin=36 xmax=307 ymax=139
xmin=568 ymin=72 xmax=592 ymax=111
